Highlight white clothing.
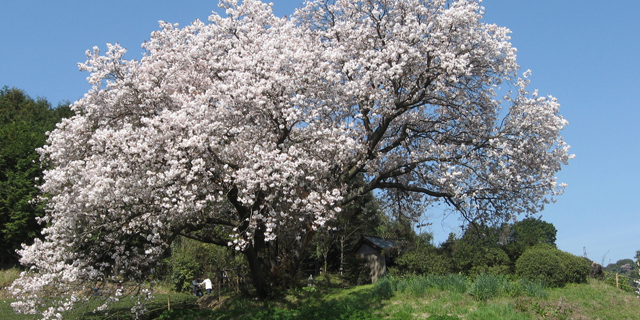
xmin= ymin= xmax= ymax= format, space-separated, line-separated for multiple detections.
xmin=200 ymin=278 xmax=213 ymax=290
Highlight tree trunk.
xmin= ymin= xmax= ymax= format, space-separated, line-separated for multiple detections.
xmin=243 ymin=243 xmax=269 ymax=299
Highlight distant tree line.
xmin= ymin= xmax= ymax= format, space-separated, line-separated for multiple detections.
xmin=0 ymin=87 xmax=72 ymax=267
xmin=385 ymin=217 xmax=592 ymax=288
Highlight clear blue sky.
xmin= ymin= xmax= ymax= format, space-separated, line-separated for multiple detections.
xmin=1 ymin=1 xmax=638 ymax=265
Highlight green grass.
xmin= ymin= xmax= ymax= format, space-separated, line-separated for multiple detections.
xmin=0 ymin=267 xmax=21 ymax=298
xmin=2 ymin=275 xmax=639 ymax=319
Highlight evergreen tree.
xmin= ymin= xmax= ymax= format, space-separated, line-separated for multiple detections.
xmin=0 ymin=87 xmax=72 ymax=266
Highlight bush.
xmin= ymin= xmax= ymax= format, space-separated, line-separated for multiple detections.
xmin=394 ymin=246 xmax=452 ymax=276
xmin=515 ymin=244 xmax=589 ymax=287
xmin=466 ymin=247 xmax=511 ymax=276
xmin=372 ymin=277 xmax=394 ymax=299
xmin=451 ymin=240 xmax=512 ymax=276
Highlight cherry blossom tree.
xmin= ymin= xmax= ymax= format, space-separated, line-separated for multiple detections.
xmin=11 ymin=0 xmax=571 ymax=317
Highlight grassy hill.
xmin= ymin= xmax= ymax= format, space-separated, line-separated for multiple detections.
xmin=1 ymin=274 xmax=639 ymax=319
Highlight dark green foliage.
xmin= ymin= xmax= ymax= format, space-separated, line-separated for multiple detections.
xmin=434 ymin=218 xmax=559 ymax=278
xmin=0 ymin=87 xmax=72 ymax=267
xmin=448 ymin=224 xmax=512 ymax=276
xmin=344 ymin=254 xmax=372 ymax=285
xmin=180 ymin=284 xmax=391 ymax=320
xmin=463 ymin=246 xmax=511 ymax=276
xmin=515 ymin=244 xmax=590 ymax=287
xmin=565 ymin=256 xmax=592 ymax=284
xmin=165 ymin=236 xmax=246 ymax=293
xmin=372 ymin=277 xmax=394 ymax=299
xmin=310 ymin=177 xmax=385 ymax=277
xmin=393 ymin=233 xmax=452 ymax=276
xmin=503 ymin=218 xmax=557 ymax=262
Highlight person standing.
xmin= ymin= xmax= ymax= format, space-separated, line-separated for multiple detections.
xmin=192 ymin=278 xmax=202 ymax=297
xmin=200 ymin=277 xmax=213 ymax=295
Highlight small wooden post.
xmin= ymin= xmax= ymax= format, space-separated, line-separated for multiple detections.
xmin=236 ymin=269 xmax=240 ymax=293
xmin=167 ymin=295 xmax=171 ymax=311
xmin=218 ymin=272 xmax=222 ymax=303
xmin=616 ymin=273 xmax=619 ymax=289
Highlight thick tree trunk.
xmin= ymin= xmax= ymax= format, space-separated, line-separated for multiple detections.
xmin=242 ymin=244 xmax=269 ymax=299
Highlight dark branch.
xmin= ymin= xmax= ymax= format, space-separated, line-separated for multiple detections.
xmin=376 ymin=182 xmax=451 ymax=198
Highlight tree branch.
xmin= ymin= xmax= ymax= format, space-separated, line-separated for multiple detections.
xmin=375 ymin=182 xmax=451 ymax=198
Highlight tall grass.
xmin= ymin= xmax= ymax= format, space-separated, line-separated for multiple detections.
xmin=0 ymin=268 xmax=21 ymax=298
xmin=468 ymin=274 xmax=505 ymax=301
xmin=387 ymin=274 xmax=469 ymax=297
xmin=518 ymin=278 xmax=547 ymax=298
xmin=377 ymin=273 xmax=547 ymax=302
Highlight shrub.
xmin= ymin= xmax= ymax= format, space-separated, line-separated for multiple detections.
xmin=452 ymin=239 xmax=512 ymax=276
xmin=373 ymin=277 xmax=394 ymax=299
xmin=394 ymin=246 xmax=452 ymax=276
xmin=515 ymin=244 xmax=589 ymax=287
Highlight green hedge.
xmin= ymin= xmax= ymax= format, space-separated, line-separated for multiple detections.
xmin=515 ymin=244 xmax=590 ymax=287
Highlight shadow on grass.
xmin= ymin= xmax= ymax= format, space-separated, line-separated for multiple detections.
xmin=158 ymin=284 xmax=391 ymax=320
xmin=72 ymin=293 xmax=198 ymax=320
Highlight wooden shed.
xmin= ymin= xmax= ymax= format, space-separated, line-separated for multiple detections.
xmin=353 ymin=235 xmax=398 ymax=282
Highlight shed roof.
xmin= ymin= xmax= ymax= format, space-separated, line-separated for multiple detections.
xmin=360 ymin=235 xmax=397 ymax=251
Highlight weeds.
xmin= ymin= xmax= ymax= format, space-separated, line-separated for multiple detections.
xmin=391 ymin=274 xmax=469 ymax=297
xmin=514 ymin=297 xmax=575 ymax=320
xmin=519 ymin=278 xmax=548 ymax=298
xmin=468 ymin=274 xmax=505 ymax=301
